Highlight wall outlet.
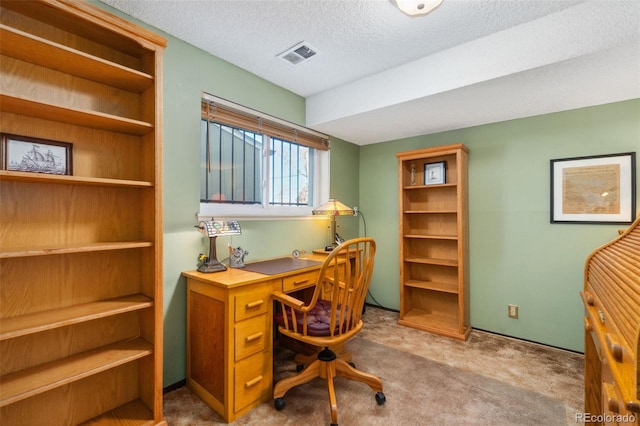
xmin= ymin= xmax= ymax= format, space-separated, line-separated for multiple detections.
xmin=353 ymin=206 xmax=359 ymax=216
xmin=508 ymin=304 xmax=519 ymax=319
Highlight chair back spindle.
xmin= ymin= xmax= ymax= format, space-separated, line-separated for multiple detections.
xmin=274 ymin=238 xmax=376 ymax=346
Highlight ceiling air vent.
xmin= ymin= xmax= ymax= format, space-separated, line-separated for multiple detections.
xmin=277 ymin=42 xmax=318 ymax=65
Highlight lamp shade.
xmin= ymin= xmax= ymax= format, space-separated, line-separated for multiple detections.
xmin=393 ymin=0 xmax=443 ymax=16
xmin=312 ymin=198 xmax=354 ymax=216
xmin=198 ymin=219 xmax=242 ymax=237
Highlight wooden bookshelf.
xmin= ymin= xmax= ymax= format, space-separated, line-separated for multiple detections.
xmin=0 ymin=1 xmax=166 ymax=424
xmin=397 ymin=144 xmax=470 ymax=340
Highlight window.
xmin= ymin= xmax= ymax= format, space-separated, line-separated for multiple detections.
xmin=269 ymin=137 xmax=312 ymax=206
xmin=200 ymin=94 xmax=329 ymax=218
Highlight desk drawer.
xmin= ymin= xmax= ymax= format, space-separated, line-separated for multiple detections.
xmin=234 ymin=351 xmax=271 ymax=412
xmin=235 ymin=314 xmax=269 ymax=361
xmin=582 ymin=290 xmax=627 ymax=363
xmin=602 ymin=381 xmax=637 ymax=425
xmin=235 ymin=285 xmax=271 ymax=322
xmin=282 ymin=271 xmax=317 ymax=293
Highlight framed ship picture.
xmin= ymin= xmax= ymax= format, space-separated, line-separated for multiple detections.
xmin=1 ymin=133 xmax=72 ymax=175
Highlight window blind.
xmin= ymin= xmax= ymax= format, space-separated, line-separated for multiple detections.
xmin=201 ymin=95 xmax=330 ymax=151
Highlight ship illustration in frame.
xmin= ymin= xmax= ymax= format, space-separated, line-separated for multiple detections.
xmin=1 ymin=133 xmax=72 ymax=175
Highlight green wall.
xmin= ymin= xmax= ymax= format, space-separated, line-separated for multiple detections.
xmin=159 ymin=41 xmax=361 ymax=387
xmin=97 ymin=2 xmax=639 ymax=387
xmin=360 ymin=99 xmax=640 ymax=352
xmin=95 ymin=2 xmax=361 ymax=387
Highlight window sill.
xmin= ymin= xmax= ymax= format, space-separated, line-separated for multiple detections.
xmin=198 ymin=203 xmax=319 ymax=221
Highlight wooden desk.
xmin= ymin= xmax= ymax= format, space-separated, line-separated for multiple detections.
xmin=182 ymin=254 xmax=336 ymax=422
xmin=582 ymin=215 xmax=640 ymax=425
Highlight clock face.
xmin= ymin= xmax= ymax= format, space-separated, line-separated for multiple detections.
xmin=292 ymin=249 xmax=301 ymax=258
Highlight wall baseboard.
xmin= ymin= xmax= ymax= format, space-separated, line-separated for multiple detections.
xmin=163 ymin=379 xmax=186 ymax=394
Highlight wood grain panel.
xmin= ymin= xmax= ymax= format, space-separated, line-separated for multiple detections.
xmin=1 ymin=55 xmax=142 ymax=119
xmin=583 ymin=214 xmax=640 ymax=418
xmin=0 ymin=363 xmax=140 ymax=425
xmin=0 ymin=112 xmax=144 ymax=181
xmin=0 ymin=250 xmax=144 ymax=317
xmin=404 ymin=185 xmax=458 ymax=211
xmin=0 ymin=5 xmax=143 ymax=70
xmin=405 ymin=212 xmax=458 ymax=237
xmin=0 ymin=181 xmax=143 ymax=248
xmin=189 ymin=291 xmax=225 ymax=402
xmin=0 ymin=1 xmax=164 ymax=423
xmin=407 ymin=238 xmax=458 ymax=261
xmin=0 ymin=313 xmax=141 ymax=375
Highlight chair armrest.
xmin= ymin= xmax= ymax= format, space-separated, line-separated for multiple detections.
xmin=272 ymin=291 xmax=306 ymax=310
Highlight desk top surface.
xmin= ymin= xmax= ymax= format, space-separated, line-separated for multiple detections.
xmin=242 ymin=257 xmax=322 ymax=275
xmin=182 ymin=254 xmax=331 ymax=288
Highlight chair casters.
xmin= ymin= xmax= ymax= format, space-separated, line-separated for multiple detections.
xmin=274 ymin=397 xmax=285 ymax=410
xmin=375 ymin=392 xmax=386 ymax=405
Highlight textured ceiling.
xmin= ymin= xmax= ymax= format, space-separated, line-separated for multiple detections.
xmin=100 ymin=0 xmax=640 ymax=145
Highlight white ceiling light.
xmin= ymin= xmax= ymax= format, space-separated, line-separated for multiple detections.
xmin=393 ymin=0 xmax=443 ymax=16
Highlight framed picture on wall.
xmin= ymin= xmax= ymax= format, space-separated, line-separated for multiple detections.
xmin=424 ymin=161 xmax=445 ymax=185
xmin=550 ymin=152 xmax=636 ymax=224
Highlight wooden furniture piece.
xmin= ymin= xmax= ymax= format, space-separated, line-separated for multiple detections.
xmin=0 ymin=1 xmax=166 ymax=424
xmin=182 ymin=254 xmax=344 ymax=423
xmin=582 ymin=214 xmax=640 ymax=425
xmin=273 ymin=238 xmax=385 ymax=426
xmin=396 ymin=144 xmax=470 ymax=340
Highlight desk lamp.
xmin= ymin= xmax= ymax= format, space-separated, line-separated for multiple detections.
xmin=196 ymin=219 xmax=241 ymax=273
xmin=312 ymin=198 xmax=354 ymax=249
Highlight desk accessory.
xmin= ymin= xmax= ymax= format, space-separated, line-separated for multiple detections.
xmin=228 ymin=246 xmax=248 ymax=268
xmin=291 ymin=249 xmax=307 ymax=258
xmin=196 ymin=219 xmax=241 ymax=272
xmin=312 ymin=198 xmax=354 ymax=248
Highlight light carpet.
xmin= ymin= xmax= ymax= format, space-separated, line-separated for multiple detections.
xmin=164 ymin=334 xmax=572 ymax=425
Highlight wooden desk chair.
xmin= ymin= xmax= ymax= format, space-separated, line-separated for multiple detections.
xmin=272 ymin=237 xmax=385 ymax=426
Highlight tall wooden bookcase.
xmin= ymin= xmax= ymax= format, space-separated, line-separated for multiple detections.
xmin=0 ymin=1 xmax=166 ymax=424
xmin=397 ymin=144 xmax=470 ymax=340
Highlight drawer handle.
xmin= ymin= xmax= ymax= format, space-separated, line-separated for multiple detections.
xmin=246 ymin=299 xmax=264 ymax=309
xmin=245 ymin=375 xmax=263 ymax=388
xmin=583 ymin=317 xmax=592 ymax=332
xmin=245 ymin=332 xmax=263 ymax=343
xmin=605 ymin=334 xmax=623 ymax=362
xmin=584 ymin=291 xmax=595 ymax=305
xmin=293 ymin=279 xmax=309 ymax=286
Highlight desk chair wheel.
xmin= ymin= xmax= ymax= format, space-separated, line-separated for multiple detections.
xmin=375 ymin=392 xmax=386 ymax=405
xmin=348 ymin=361 xmax=356 ymax=368
xmin=274 ymin=397 xmax=285 ymax=410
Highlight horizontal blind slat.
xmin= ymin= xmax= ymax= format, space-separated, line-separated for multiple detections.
xmin=202 ymin=99 xmax=329 ymax=151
